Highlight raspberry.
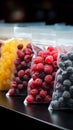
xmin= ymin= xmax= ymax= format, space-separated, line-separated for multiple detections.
xmin=44 ymin=95 xmax=51 ymax=103
xmin=53 ymin=53 xmax=58 ymax=60
xmin=47 ymin=46 xmax=55 ymax=51
xmin=29 ymin=80 xmax=36 ymax=89
xmin=30 ymin=89 xmax=38 ymax=96
xmin=17 ymin=44 xmax=23 ymax=50
xmin=38 ymin=51 xmax=44 ymax=57
xmin=32 ymin=64 xmax=37 ymax=71
xmin=44 ymin=64 xmax=53 ymax=74
xmin=26 ymin=95 xmax=34 ymax=103
xmin=18 ymin=70 xmax=25 ymax=78
xmin=32 ymin=72 xmax=39 ymax=80
xmin=45 ymin=55 xmax=53 ymax=64
xmin=44 ymin=75 xmax=53 ymax=83
xmin=40 ymin=90 xmax=47 ymax=98
xmin=8 ymin=88 xmax=16 ymax=96
xmin=37 ymin=63 xmax=44 ymax=72
xmin=35 ymin=78 xmax=42 ymax=87
xmin=34 ymin=56 xmax=43 ymax=64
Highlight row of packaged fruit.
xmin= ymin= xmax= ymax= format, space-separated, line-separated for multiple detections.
xmin=0 ymin=36 xmax=73 ymax=111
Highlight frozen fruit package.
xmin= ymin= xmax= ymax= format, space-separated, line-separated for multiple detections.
xmin=0 ymin=38 xmax=18 ymax=91
xmin=24 ymin=33 xmax=58 ymax=105
xmin=6 ymin=31 xmax=34 ymax=96
xmin=48 ymin=37 xmax=73 ymax=110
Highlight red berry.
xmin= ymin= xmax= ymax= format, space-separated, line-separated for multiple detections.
xmin=23 ymin=81 xmax=28 ymax=87
xmin=24 ymin=55 xmax=31 ymax=62
xmin=30 ymin=89 xmax=38 ymax=96
xmin=9 ymin=88 xmax=16 ymax=96
xmin=40 ymin=90 xmax=47 ymax=98
xmin=25 ymin=69 xmax=30 ymax=75
xmin=18 ymin=70 xmax=25 ymax=78
xmin=44 ymin=75 xmax=53 ymax=83
xmin=45 ymin=55 xmax=53 ymax=64
xmin=32 ymin=64 xmax=37 ymax=71
xmin=25 ymin=48 xmax=33 ymax=55
xmin=44 ymin=64 xmax=53 ymax=74
xmin=17 ymin=50 xmax=24 ymax=59
xmin=44 ymin=95 xmax=51 ymax=103
xmin=37 ymin=63 xmax=44 ymax=72
xmin=34 ymin=56 xmax=43 ymax=64
xmin=26 ymin=95 xmax=34 ymax=103
xmin=35 ymin=78 xmax=42 ymax=87
xmin=17 ymin=44 xmax=23 ymax=50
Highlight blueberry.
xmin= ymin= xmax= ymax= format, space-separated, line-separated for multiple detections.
xmin=57 ymin=74 xmax=63 ymax=83
xmin=67 ymin=98 xmax=73 ymax=108
xmin=69 ymin=74 xmax=73 ymax=82
xmin=52 ymin=92 xmax=58 ymax=100
xmin=58 ymin=97 xmax=65 ymax=107
xmin=69 ymin=86 xmax=73 ymax=98
xmin=60 ymin=53 xmax=68 ymax=61
xmin=66 ymin=66 xmax=73 ymax=74
xmin=51 ymin=100 xmax=59 ymax=109
xmin=62 ymin=71 xmax=68 ymax=80
xmin=58 ymin=62 xmax=65 ymax=70
xmin=68 ymin=52 xmax=73 ymax=60
xmin=64 ymin=60 xmax=72 ymax=68
xmin=62 ymin=91 xmax=71 ymax=99
xmin=63 ymin=79 xmax=71 ymax=86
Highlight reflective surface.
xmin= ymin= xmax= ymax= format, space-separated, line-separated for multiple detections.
xmin=0 ymin=91 xmax=73 ymax=130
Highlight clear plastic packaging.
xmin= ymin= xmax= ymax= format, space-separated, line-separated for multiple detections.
xmin=6 ymin=30 xmax=33 ymax=96
xmin=24 ymin=33 xmax=58 ymax=105
xmin=48 ymin=36 xmax=73 ymax=110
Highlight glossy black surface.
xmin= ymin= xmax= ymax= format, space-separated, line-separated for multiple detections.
xmin=0 ymin=91 xmax=73 ymax=130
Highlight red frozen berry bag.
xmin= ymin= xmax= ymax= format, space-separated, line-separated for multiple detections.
xmin=24 ymin=33 xmax=58 ymax=105
xmin=6 ymin=31 xmax=34 ymax=97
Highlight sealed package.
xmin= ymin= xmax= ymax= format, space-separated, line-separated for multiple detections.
xmin=0 ymin=38 xmax=17 ymax=91
xmin=24 ymin=33 xmax=58 ymax=105
xmin=6 ymin=30 xmax=33 ymax=96
xmin=48 ymin=35 xmax=73 ymax=110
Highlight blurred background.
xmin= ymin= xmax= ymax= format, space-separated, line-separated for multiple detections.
xmin=0 ymin=0 xmax=73 ymax=25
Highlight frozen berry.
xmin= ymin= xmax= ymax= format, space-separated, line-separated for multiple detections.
xmin=17 ymin=44 xmax=23 ymax=50
xmin=45 ymin=55 xmax=53 ymax=64
xmin=44 ymin=75 xmax=52 ymax=83
xmin=63 ymin=79 xmax=71 ymax=86
xmin=62 ymin=91 xmax=71 ymax=99
xmin=18 ymin=70 xmax=25 ymax=78
xmin=26 ymin=95 xmax=34 ymax=103
xmin=44 ymin=64 xmax=53 ymax=74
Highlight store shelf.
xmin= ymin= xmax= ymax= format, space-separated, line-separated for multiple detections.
xmin=0 ymin=91 xmax=73 ymax=130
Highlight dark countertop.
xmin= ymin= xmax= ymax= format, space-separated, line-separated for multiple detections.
xmin=0 ymin=91 xmax=73 ymax=130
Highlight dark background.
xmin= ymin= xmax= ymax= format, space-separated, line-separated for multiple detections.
xmin=0 ymin=0 xmax=73 ymax=25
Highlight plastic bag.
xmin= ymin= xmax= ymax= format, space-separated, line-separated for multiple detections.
xmin=48 ymin=38 xmax=73 ymax=110
xmin=0 ymin=38 xmax=17 ymax=91
xmin=6 ymin=31 xmax=34 ymax=96
xmin=24 ymin=33 xmax=58 ymax=105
